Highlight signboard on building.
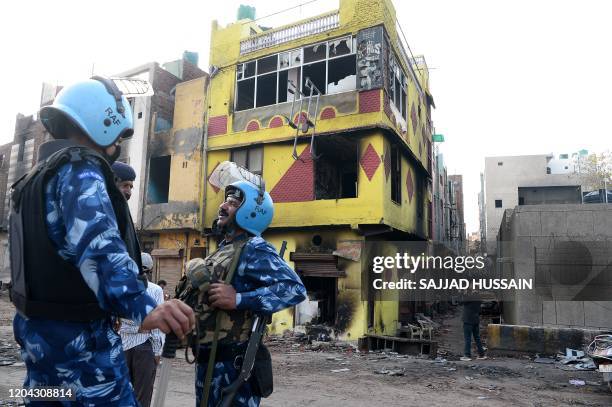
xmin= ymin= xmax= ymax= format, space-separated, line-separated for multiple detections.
xmin=357 ymin=26 xmax=384 ymax=90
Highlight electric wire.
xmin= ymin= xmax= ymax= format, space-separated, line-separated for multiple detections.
xmin=241 ymin=0 xmax=322 ymax=24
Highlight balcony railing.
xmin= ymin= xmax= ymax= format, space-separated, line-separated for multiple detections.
xmin=240 ymin=11 xmax=340 ymax=55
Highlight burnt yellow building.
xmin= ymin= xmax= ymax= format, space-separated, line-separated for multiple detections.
xmin=203 ymin=0 xmax=434 ymax=341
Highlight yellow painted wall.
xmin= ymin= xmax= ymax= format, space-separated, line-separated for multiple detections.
xmin=148 ymin=76 xmax=208 ymax=231
xmin=255 ymin=228 xmax=369 ymax=340
xmin=206 ymin=131 xmax=427 ymax=237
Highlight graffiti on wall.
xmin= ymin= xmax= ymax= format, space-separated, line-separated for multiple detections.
xmin=357 ymin=26 xmax=384 ymax=90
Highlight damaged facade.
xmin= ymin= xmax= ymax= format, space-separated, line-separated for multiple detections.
xmin=130 ymin=58 xmax=208 ymax=294
xmin=204 ymin=0 xmax=435 ymax=341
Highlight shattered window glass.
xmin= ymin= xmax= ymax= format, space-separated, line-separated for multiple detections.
xmin=327 ymin=55 xmax=356 ymax=94
xmin=304 ymin=42 xmax=327 ymax=63
xmin=291 ymin=50 xmax=302 ymax=66
xmin=303 ymin=61 xmax=326 ymax=95
xmin=328 ymin=36 xmax=351 ymax=58
xmin=279 ymin=52 xmax=291 ymax=70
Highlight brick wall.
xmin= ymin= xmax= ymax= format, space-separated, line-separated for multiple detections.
xmin=359 ymin=89 xmax=381 ymax=113
xmin=152 ymin=66 xmax=182 ymax=122
xmin=182 ymin=60 xmax=206 ymax=81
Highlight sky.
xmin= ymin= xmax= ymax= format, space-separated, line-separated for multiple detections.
xmin=1 ymin=0 xmax=611 ymax=234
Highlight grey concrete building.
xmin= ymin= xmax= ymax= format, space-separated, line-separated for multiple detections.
xmin=449 ymin=174 xmax=466 ymax=254
xmin=478 ymin=172 xmax=487 ymax=254
xmin=484 ymin=154 xmax=583 ymax=255
xmin=497 ymin=204 xmax=612 ymax=329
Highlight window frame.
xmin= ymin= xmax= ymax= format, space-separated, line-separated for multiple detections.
xmin=230 ymin=145 xmax=264 ymax=176
xmin=234 ymin=36 xmax=357 ymax=112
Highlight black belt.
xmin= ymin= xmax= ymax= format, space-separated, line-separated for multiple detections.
xmin=195 ymin=343 xmax=247 ymax=365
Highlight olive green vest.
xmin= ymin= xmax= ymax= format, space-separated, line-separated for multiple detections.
xmin=177 ymin=239 xmax=253 ymax=345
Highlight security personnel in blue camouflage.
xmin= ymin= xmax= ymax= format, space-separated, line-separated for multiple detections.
xmin=187 ymin=180 xmax=306 ymax=407
xmin=9 ymin=77 xmax=194 ymax=406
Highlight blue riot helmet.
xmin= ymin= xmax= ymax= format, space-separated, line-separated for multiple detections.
xmin=226 ymin=180 xmax=274 ymax=236
xmin=39 ymin=76 xmax=134 ymax=147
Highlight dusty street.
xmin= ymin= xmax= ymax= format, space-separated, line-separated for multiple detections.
xmin=0 ymin=293 xmax=610 ymax=406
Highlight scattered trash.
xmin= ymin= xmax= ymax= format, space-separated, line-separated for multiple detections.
xmin=560 ymin=348 xmax=586 ymax=364
xmin=569 ymin=379 xmax=586 ymax=386
xmin=586 ymin=381 xmax=602 ymax=386
xmin=574 ymin=360 xmax=597 ymax=371
xmin=477 ymin=396 xmax=489 ymax=400
xmin=567 ymin=348 xmax=585 ymax=359
xmin=374 ymin=368 xmax=405 ymax=376
xmin=11 ymin=362 xmax=25 ymax=367
xmin=465 ymin=376 xmax=475 ymax=381
xmin=331 ymin=368 xmax=350 ymax=373
xmin=447 ymin=367 xmax=457 ymax=372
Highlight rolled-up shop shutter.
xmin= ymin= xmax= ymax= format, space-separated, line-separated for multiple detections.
xmin=151 ymin=248 xmax=184 ymax=297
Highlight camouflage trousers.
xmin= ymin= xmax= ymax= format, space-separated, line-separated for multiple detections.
xmin=13 ymin=314 xmax=140 ymax=406
xmin=195 ymin=360 xmax=260 ymax=407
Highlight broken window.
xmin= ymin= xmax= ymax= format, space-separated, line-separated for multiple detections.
xmin=314 ymin=136 xmax=358 ymax=200
xmin=328 ymin=36 xmax=352 ymax=58
xmin=231 ymin=145 xmax=263 ymax=175
xmin=304 ymin=42 xmax=327 ymax=63
xmin=391 ymin=146 xmax=401 ymax=204
xmin=327 ymin=54 xmax=356 ymax=94
xmin=302 ymin=61 xmax=326 ymax=95
xmin=235 ymin=37 xmax=357 ymax=111
xmin=148 ymin=155 xmax=171 ymax=204
xmin=277 ymin=68 xmax=301 ymax=103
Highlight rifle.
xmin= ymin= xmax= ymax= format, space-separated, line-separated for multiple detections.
xmin=217 ymin=240 xmax=287 ymax=407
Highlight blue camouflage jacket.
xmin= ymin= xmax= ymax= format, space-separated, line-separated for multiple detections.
xmin=13 ymin=155 xmax=155 ymax=405
xmin=231 ymin=236 xmax=307 ymax=315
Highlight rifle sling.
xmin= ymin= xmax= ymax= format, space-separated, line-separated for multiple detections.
xmin=201 ymin=239 xmax=246 ymax=407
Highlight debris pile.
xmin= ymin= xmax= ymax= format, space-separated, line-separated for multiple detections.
xmin=532 ymin=348 xmax=598 ymax=372
xmin=0 ymin=339 xmax=21 ymax=367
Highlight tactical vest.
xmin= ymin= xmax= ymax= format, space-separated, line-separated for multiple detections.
xmin=9 ymin=143 xmax=144 ymax=322
xmin=176 ymin=238 xmax=253 ymax=345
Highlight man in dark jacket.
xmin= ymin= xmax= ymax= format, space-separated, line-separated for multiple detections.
xmin=460 ymin=301 xmax=486 ymax=361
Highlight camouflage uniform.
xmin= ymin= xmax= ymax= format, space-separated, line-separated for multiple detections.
xmin=13 ymin=156 xmax=156 ymax=406
xmin=190 ymin=235 xmax=306 ymax=407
